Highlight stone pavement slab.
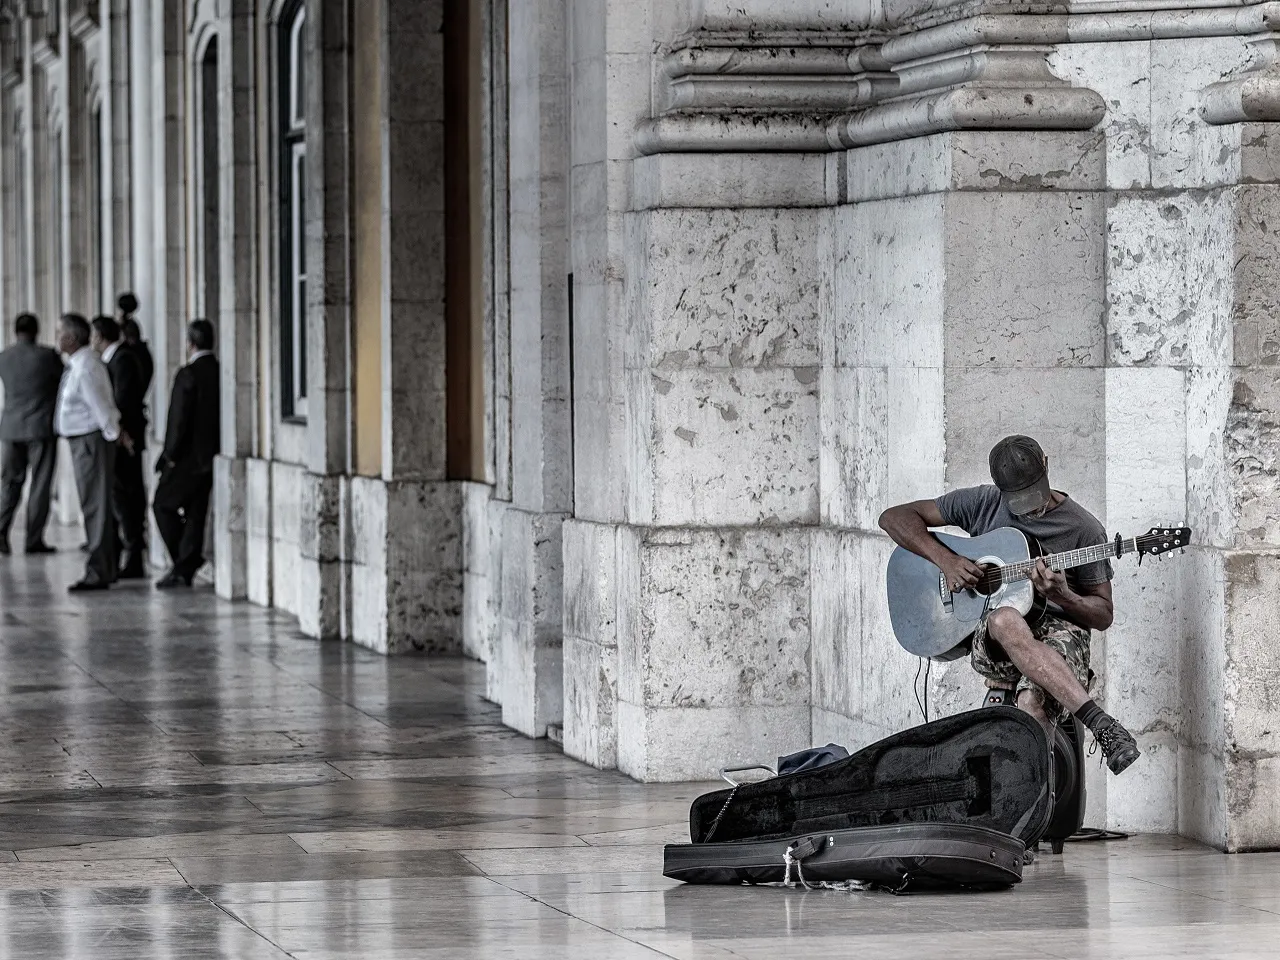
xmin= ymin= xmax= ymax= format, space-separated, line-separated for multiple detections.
xmin=0 ymin=543 xmax=1276 ymax=958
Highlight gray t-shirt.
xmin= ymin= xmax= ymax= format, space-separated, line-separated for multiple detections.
xmin=935 ymin=485 xmax=1113 ymax=591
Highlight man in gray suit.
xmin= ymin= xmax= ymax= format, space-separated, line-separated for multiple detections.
xmin=0 ymin=313 xmax=65 ymax=555
xmin=56 ymin=314 xmax=127 ymax=591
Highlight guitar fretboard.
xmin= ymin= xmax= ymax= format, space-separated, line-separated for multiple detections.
xmin=999 ymin=539 xmax=1137 ymax=584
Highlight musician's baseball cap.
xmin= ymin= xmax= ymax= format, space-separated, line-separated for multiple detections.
xmin=989 ymin=435 xmax=1052 ymax=516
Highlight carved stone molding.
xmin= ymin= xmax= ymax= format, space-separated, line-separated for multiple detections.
xmin=1202 ymin=33 xmax=1280 ymax=124
xmin=636 ymin=2 xmax=1280 ymax=154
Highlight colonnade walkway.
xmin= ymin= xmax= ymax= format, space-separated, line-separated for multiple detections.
xmin=0 ymin=536 xmax=1276 ymax=958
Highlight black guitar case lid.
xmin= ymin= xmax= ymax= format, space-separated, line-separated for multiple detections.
xmin=689 ymin=707 xmax=1053 ymax=848
xmin=665 ymin=822 xmax=1025 ymax=889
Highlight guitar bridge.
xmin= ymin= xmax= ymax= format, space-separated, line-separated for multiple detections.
xmin=939 ymin=573 xmax=954 ymax=613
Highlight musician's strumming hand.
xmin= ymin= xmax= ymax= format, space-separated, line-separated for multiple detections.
xmin=939 ymin=554 xmax=983 ymax=593
xmin=1031 ymin=558 xmax=1071 ymax=602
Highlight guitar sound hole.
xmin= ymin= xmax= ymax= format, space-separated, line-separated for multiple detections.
xmin=974 ymin=564 xmax=1001 ymax=597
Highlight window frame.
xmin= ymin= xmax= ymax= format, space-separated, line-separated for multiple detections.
xmin=278 ymin=0 xmax=308 ymax=421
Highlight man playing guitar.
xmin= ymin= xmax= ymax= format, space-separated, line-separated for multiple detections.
xmin=879 ymin=435 xmax=1141 ymax=776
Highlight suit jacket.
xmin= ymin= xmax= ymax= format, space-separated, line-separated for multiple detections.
xmin=105 ymin=346 xmax=148 ymax=451
xmin=125 ymin=340 xmax=155 ymax=397
xmin=161 ymin=353 xmax=220 ymax=474
xmin=0 ymin=341 xmax=65 ymax=441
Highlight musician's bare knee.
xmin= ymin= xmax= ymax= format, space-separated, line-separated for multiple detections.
xmin=985 ymin=606 xmax=1030 ymax=646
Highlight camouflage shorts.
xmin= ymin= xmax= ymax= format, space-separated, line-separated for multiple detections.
xmin=970 ymin=611 xmax=1092 ymax=719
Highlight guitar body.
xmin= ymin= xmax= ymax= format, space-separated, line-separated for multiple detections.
xmin=887 ymin=528 xmax=1046 ymax=661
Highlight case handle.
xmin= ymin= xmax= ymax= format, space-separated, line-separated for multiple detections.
xmin=719 ymin=764 xmax=777 ymax=787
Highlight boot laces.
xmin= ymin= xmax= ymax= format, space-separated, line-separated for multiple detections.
xmin=1094 ymin=720 xmax=1129 ymax=760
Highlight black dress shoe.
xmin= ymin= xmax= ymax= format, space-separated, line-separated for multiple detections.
xmin=25 ymin=543 xmax=56 ymax=555
xmin=155 ymin=571 xmax=192 ymax=589
xmin=117 ymin=565 xmax=147 ymax=580
xmin=68 ymin=580 xmax=110 ymax=592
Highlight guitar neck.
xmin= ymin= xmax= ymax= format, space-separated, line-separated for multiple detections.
xmin=1000 ymin=538 xmax=1137 ymax=584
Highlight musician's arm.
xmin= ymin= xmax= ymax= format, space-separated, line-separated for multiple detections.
xmin=878 ymin=501 xmax=983 ymax=589
xmin=1035 ymin=570 xmax=1114 ymax=631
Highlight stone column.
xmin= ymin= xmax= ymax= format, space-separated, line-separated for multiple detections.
xmin=560 ymin=0 xmax=650 ymax=769
xmin=337 ymin=0 xmax=465 ymax=655
xmin=107 ymin=0 xmax=131 ymax=295
xmin=1180 ymin=37 xmax=1280 ymax=852
xmin=128 ymin=0 xmax=153 ymax=355
xmin=563 ymin=2 xmax=1116 ymax=782
xmin=290 ymin=0 xmax=348 ymax=636
xmin=0 ymin=19 xmax=19 ymax=323
xmin=65 ymin=28 xmax=89 ymax=313
xmin=493 ymin=0 xmax=572 ymax=737
xmin=213 ymin=0 xmax=260 ymax=601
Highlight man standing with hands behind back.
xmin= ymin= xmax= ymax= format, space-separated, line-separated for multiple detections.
xmin=154 ymin=320 xmax=219 ymax=588
xmin=56 ymin=314 xmax=129 ymax=591
xmin=0 ymin=313 xmax=64 ymax=555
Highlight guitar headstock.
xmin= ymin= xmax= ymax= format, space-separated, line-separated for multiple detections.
xmin=1137 ymin=527 xmax=1192 ymax=558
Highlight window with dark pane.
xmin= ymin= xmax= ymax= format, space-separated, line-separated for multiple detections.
xmin=278 ymin=0 xmax=307 ymax=419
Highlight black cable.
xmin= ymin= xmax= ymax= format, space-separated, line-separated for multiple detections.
xmin=924 ymin=658 xmax=932 ymax=723
xmin=913 ymin=658 xmax=925 ymax=723
xmin=1066 ymin=827 xmax=1129 ymax=842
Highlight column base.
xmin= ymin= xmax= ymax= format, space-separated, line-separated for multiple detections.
xmin=213 ymin=456 xmax=248 ymax=600
xmin=498 ymin=507 xmax=568 ymax=738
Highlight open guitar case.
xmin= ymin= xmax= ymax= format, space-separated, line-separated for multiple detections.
xmin=664 ymin=706 xmax=1066 ymax=891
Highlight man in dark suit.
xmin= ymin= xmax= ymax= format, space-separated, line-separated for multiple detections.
xmin=154 ymin=320 xmax=220 ymax=588
xmin=0 ymin=314 xmax=65 ymax=554
xmin=92 ymin=316 xmax=148 ymax=579
xmin=117 ymin=293 xmax=155 ymax=397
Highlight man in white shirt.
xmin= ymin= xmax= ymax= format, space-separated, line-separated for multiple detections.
xmin=56 ymin=314 xmax=128 ymax=591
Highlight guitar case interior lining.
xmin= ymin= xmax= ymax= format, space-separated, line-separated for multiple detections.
xmin=664 ymin=822 xmax=1025 ymax=888
xmin=688 ymin=707 xmax=1053 ymax=849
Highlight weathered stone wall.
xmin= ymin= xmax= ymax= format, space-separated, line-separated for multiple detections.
xmin=556 ymin=0 xmax=1280 ymax=847
xmin=6 ymin=0 xmax=1280 ymax=848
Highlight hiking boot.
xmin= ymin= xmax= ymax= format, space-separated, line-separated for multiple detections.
xmin=1094 ymin=716 xmax=1141 ymax=775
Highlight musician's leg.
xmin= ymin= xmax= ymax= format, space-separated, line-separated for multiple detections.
xmin=968 ymin=619 xmax=1021 ymax=694
xmin=983 ymin=607 xmax=1089 ymax=715
xmin=1015 ymin=686 xmax=1052 ymax=732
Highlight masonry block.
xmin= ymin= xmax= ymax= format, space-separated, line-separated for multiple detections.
xmin=617 ymin=701 xmax=811 ymax=783
xmin=1106 ymin=192 xmax=1233 ymax=368
xmin=500 ymin=507 xmax=567 ymax=737
xmin=213 ymin=455 xmax=247 ymax=600
xmin=563 ymin=635 xmax=618 ymax=769
xmin=245 ymin=457 xmax=272 ymax=608
xmin=609 ymin=526 xmax=811 ymax=781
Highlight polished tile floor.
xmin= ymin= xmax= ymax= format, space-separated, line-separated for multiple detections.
xmin=0 ymin=539 xmax=1277 ymax=958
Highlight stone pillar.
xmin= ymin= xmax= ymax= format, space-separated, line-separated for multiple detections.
xmin=816 ymin=128 xmax=1108 ymax=750
xmin=497 ymin=0 xmax=571 ymax=738
xmin=461 ymin=0 xmax=506 ymax=674
xmin=65 ymin=29 xmax=89 ymax=313
xmin=291 ymin=0 xmax=351 ymax=636
xmin=128 ymin=0 xmax=153 ymax=352
xmin=1182 ymin=38 xmax=1280 ymax=852
xmin=151 ymin=0 xmax=184 ymax=414
xmin=213 ymin=0 xmax=259 ymax=601
xmin=0 ymin=19 xmax=19 ymax=323
xmin=107 ymin=0 xmax=131 ymax=295
xmin=332 ymin=0 xmax=464 ymax=655
xmin=563 ymin=2 xmax=1115 ymax=782
xmin=560 ymin=0 xmax=646 ymax=769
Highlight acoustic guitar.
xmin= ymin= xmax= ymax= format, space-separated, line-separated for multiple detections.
xmin=886 ymin=526 xmax=1192 ymax=660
